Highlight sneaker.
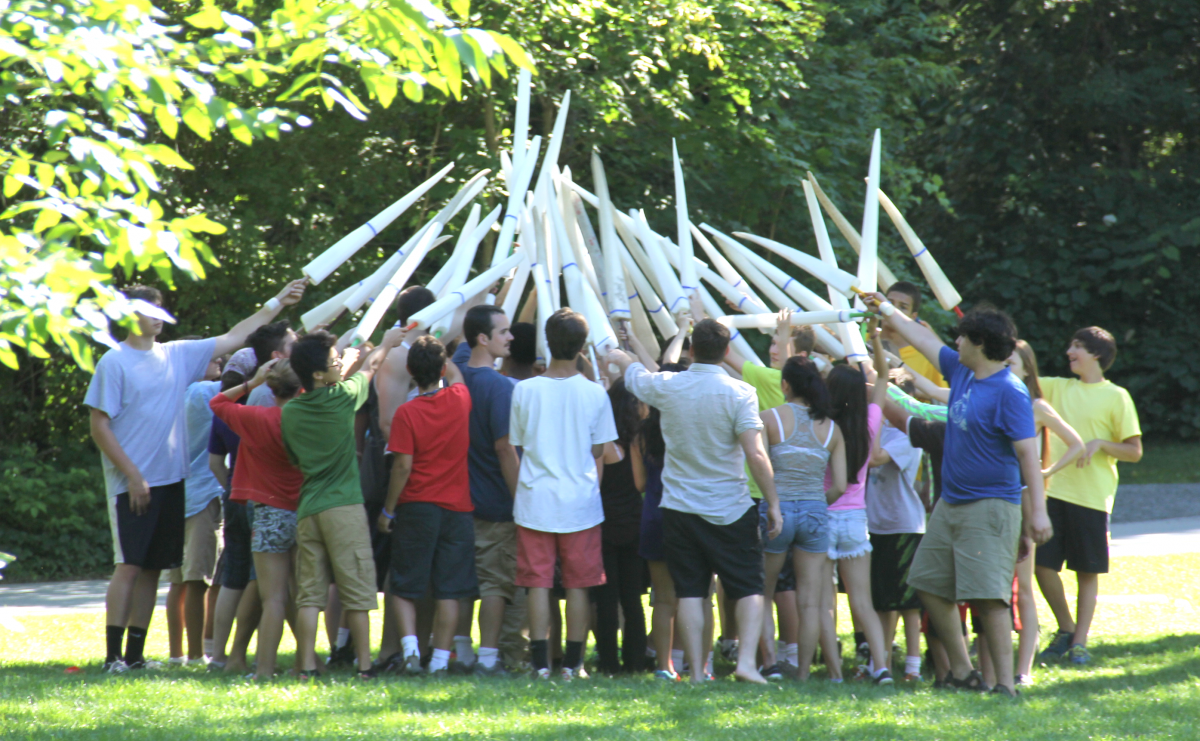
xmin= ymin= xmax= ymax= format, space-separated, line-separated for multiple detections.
xmin=167 ymin=657 xmax=188 ymax=667
xmin=761 ymin=663 xmax=785 ymax=682
xmin=127 ymin=659 xmax=164 ymax=671
xmin=206 ymin=660 xmax=226 ymax=673
xmin=560 ymin=666 xmax=578 ymax=681
xmin=1015 ymin=673 xmax=1034 ymax=686
xmin=102 ymin=659 xmax=130 ymax=674
xmin=1038 ymin=630 xmax=1074 ymax=663
xmin=778 ymin=662 xmax=799 ymax=680
xmin=1068 ymin=644 xmax=1092 ymax=665
xmin=851 ymin=665 xmax=871 ymax=681
xmin=326 ymin=643 xmax=356 ymax=669
xmin=375 ymin=653 xmax=405 ymax=675
xmin=717 ymin=638 xmax=739 ymax=662
xmin=473 ymin=661 xmax=510 ymax=678
xmin=856 ymin=642 xmax=871 ymax=663
xmin=948 ymin=669 xmax=988 ymax=692
xmin=533 ymin=667 xmax=552 ymax=680
xmin=654 ymin=669 xmax=680 ymax=682
xmin=873 ymin=669 xmax=894 ymax=686
xmin=356 ymin=665 xmax=378 ymax=681
xmin=990 ymin=684 xmax=1020 ymax=698
xmin=448 ymin=660 xmax=473 ymax=675
xmin=402 ymin=654 xmax=424 ymax=676
xmin=903 ymin=672 xmax=922 ymax=682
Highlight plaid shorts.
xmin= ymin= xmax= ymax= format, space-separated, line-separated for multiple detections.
xmin=250 ymin=502 xmax=298 ymax=554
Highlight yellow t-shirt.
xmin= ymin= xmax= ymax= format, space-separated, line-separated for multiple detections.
xmin=1041 ymin=376 xmax=1141 ymax=513
xmin=741 ymin=362 xmax=784 ymax=499
xmin=900 ymin=345 xmax=947 ymax=388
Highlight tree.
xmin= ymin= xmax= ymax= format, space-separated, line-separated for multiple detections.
xmin=0 ymin=0 xmax=531 ymax=371
xmin=914 ymin=0 xmax=1200 ymax=437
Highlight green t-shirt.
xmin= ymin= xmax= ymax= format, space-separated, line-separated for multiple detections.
xmin=281 ymin=373 xmax=371 ymax=520
xmin=741 ymin=361 xmax=785 ymax=499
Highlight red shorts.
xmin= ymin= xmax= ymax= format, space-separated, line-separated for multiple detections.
xmin=515 ymin=524 xmax=606 ymax=589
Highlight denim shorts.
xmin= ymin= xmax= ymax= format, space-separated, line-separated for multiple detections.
xmin=759 ymin=499 xmax=829 ymax=556
xmin=827 ymin=508 xmax=872 ymax=561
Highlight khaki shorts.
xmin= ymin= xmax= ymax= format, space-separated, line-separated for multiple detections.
xmin=168 ymin=497 xmax=222 ymax=585
xmin=296 ymin=504 xmax=378 ymax=612
xmin=474 ymin=518 xmax=517 ymax=602
xmin=907 ymin=497 xmax=1020 ymax=604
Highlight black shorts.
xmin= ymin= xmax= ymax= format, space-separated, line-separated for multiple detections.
xmin=869 ymin=532 xmax=924 ymax=612
xmin=1035 ymin=497 xmax=1110 ymax=574
xmin=775 ymin=550 xmax=797 ymax=593
xmin=663 ymin=505 xmax=763 ymax=603
xmin=390 ymin=502 xmax=479 ymax=601
xmin=109 ymin=481 xmax=185 ymax=570
xmin=220 ymin=499 xmax=255 ymax=590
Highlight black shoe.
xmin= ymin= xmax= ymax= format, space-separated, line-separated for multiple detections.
xmin=991 ymin=684 xmax=1020 ymax=698
xmin=873 ymin=669 xmax=894 ymax=686
xmin=949 ymin=669 xmax=988 ymax=692
xmin=356 ymin=666 xmax=378 ymax=681
xmin=374 ymin=652 xmax=403 ymax=674
xmin=326 ymin=643 xmax=356 ymax=669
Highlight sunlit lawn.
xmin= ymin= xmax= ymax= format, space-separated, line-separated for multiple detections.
xmin=3 ymin=553 xmax=1200 ymax=740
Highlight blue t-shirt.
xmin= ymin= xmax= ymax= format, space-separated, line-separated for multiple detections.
xmin=939 ymin=346 xmax=1035 ymax=505
xmin=208 ymin=413 xmax=241 ymax=498
xmin=452 ymin=342 xmax=516 ymax=522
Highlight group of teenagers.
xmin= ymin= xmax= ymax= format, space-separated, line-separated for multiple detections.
xmin=87 ymin=272 xmax=1141 ymax=698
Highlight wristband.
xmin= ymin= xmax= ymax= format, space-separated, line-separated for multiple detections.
xmin=400 ymin=341 xmax=411 ymax=350
xmin=265 ymin=297 xmax=282 ymax=312
xmin=381 ymin=509 xmax=395 ymax=520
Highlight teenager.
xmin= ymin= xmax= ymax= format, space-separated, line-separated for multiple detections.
xmin=210 ymin=358 xmax=306 ymax=680
xmin=611 ymin=317 xmax=783 ymax=684
xmin=593 ymin=380 xmax=648 ymax=675
xmin=510 ymin=308 xmax=618 ymax=680
xmin=450 ymin=304 xmax=521 ymax=675
xmin=870 ymin=295 xmax=1052 ymax=697
xmin=632 ymin=362 xmax=688 ymax=681
xmin=760 ymin=356 xmax=846 ymax=682
xmin=1035 ymin=328 xmax=1141 ymax=666
xmin=282 ymin=325 xmax=407 ymax=678
xmin=824 ymin=321 xmax=894 ymax=685
xmin=86 ymin=280 xmax=306 ymax=672
xmin=881 ymin=281 xmax=946 ymax=388
xmin=500 ymin=321 xmax=539 ymax=381
xmin=166 ymin=356 xmax=224 ymax=665
xmin=378 ymin=335 xmax=477 ymax=676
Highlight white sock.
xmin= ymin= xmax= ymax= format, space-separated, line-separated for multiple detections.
xmin=477 ymin=647 xmax=499 ymax=669
xmin=671 ymin=649 xmax=685 ymax=671
xmin=336 ymin=627 xmax=351 ymax=649
xmin=705 ymin=653 xmax=713 ymax=676
xmin=905 ymin=655 xmax=922 ymax=676
xmin=784 ymin=643 xmax=799 ymax=667
xmin=454 ymin=635 xmax=476 ymax=666
xmin=203 ymin=638 xmax=214 ymax=657
xmin=401 ymin=635 xmax=420 ymax=659
xmin=429 ymin=648 xmax=451 ymax=673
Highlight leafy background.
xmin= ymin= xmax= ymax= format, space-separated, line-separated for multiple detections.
xmin=2 ymin=0 xmax=1195 ymax=580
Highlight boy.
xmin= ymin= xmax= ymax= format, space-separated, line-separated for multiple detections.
xmin=1035 ymin=327 xmax=1141 ymax=665
xmin=510 ymin=308 xmax=618 ymax=680
xmin=281 ymin=325 xmax=406 ymax=678
xmin=378 ymin=336 xmax=476 ymax=676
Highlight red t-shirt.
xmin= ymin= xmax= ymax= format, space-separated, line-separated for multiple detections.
xmin=210 ymin=393 xmax=304 ymax=511
xmin=387 ymin=383 xmax=472 ymax=512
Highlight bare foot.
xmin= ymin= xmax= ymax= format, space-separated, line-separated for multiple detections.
xmin=734 ymin=667 xmax=768 ymax=684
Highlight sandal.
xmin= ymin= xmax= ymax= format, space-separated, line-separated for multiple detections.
xmin=949 ymin=669 xmax=988 ymax=692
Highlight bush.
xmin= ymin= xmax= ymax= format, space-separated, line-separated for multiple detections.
xmin=0 ymin=444 xmax=111 ymax=582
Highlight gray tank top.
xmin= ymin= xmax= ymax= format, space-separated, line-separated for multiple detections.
xmin=768 ymin=403 xmax=833 ymax=502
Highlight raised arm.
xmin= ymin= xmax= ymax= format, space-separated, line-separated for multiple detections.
xmin=662 ymin=312 xmax=690 ymax=365
xmin=869 ymin=319 xmax=889 ymax=409
xmin=909 ymin=371 xmax=950 ymax=405
xmin=618 ymin=325 xmax=659 ymax=371
xmin=1034 ymin=399 xmax=1085 ymax=478
xmin=210 ymin=280 xmax=307 ymax=358
xmin=865 ymin=291 xmax=946 ymax=374
xmin=886 ymin=385 xmax=946 ymax=423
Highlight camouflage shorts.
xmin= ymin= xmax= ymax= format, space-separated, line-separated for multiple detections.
xmin=249 ymin=502 xmax=297 ymax=554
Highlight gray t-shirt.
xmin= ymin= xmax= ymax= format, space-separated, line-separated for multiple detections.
xmin=84 ymin=338 xmax=217 ymax=498
xmin=247 ymin=383 xmax=276 ymax=408
xmin=866 ymin=425 xmax=925 ymax=535
xmin=183 ymin=380 xmax=224 ymax=516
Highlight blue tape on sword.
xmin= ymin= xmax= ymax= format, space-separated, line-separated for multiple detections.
xmin=913 ymin=247 xmax=928 ymax=258
xmin=366 ymin=223 xmax=378 ymax=236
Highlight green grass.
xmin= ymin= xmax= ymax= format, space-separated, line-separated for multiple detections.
xmin=4 ymin=553 xmax=1200 ymax=740
xmin=1119 ymin=440 xmax=1200 ymax=484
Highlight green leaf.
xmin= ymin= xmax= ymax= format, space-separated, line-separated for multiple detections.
xmin=179 ymin=214 xmax=227 ymax=235
xmin=492 ymin=33 xmax=535 ymax=72
xmin=182 ymin=105 xmax=213 ymax=141
xmin=33 ymin=208 xmax=62 ymax=233
xmin=187 ymin=5 xmax=224 ymax=30
xmin=142 ymin=144 xmax=194 ymax=171
xmin=154 ymin=105 xmax=179 ymax=139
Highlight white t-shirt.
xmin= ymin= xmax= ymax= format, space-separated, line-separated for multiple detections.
xmin=183 ymin=380 xmax=224 ymax=516
xmin=84 ymin=338 xmax=218 ymax=498
xmin=866 ymin=425 xmax=926 ymax=534
xmin=509 ymin=374 xmax=618 ymax=533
